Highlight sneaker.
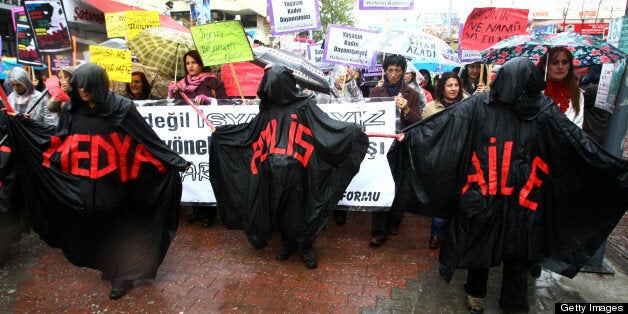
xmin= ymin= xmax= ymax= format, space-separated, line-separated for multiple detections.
xmin=467 ymin=295 xmax=484 ymax=314
xmin=301 ymin=249 xmax=318 ymax=269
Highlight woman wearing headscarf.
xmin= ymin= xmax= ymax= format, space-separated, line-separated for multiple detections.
xmin=5 ymin=63 xmax=189 ymax=300
xmin=7 ymin=67 xmax=56 ymax=126
xmin=537 ymin=46 xmax=584 ymax=128
xmin=387 ymin=57 xmax=627 ymax=313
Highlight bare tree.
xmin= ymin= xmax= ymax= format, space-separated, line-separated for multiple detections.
xmin=556 ymin=0 xmax=573 ymax=32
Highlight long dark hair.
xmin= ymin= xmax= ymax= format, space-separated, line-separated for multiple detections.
xmin=183 ymin=50 xmax=205 ymax=74
xmin=537 ymin=46 xmax=580 ymax=115
xmin=418 ymin=69 xmax=434 ymax=94
xmin=434 ymin=72 xmax=463 ymax=103
xmin=125 ymin=71 xmax=151 ymax=100
xmin=460 ymin=62 xmax=487 ymax=95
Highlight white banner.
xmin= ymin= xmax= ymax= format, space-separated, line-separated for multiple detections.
xmin=137 ymin=100 xmax=397 ymax=207
xmin=268 ymin=0 xmax=322 ymax=36
xmin=323 ymin=24 xmax=378 ymax=67
xmin=595 ymin=59 xmax=626 ymax=113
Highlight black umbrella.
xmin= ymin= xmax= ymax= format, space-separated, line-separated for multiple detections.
xmin=252 ymin=46 xmax=331 ymax=95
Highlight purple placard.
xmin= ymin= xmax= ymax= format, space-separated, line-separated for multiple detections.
xmin=268 ymin=0 xmax=322 ymax=36
xmin=307 ymin=43 xmax=334 ymax=71
xmin=358 ymin=0 xmax=414 ymax=10
xmin=322 ymin=24 xmax=379 ymax=68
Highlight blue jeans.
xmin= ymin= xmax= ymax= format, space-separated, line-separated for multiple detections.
xmin=430 ymin=217 xmax=446 ymax=237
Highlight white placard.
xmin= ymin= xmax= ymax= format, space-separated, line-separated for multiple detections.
xmin=268 ymin=0 xmax=322 ymax=36
xmin=323 ymin=24 xmax=378 ymax=67
xmin=137 ymin=100 xmax=397 ymax=207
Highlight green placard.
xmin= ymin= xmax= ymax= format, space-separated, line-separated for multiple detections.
xmin=191 ymin=21 xmax=254 ymax=66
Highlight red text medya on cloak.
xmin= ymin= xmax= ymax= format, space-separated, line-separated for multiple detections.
xmin=461 ymin=137 xmax=549 ymax=211
xmin=251 ymin=114 xmax=314 ymax=174
xmin=42 ymin=132 xmax=166 ymax=181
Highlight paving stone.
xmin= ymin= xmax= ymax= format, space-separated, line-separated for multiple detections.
xmin=1 ymin=210 xmax=626 ymax=312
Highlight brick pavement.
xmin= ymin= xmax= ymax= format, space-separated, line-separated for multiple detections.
xmin=1 ymin=208 xmax=439 ymax=313
xmin=1 ymin=209 xmax=625 ymax=313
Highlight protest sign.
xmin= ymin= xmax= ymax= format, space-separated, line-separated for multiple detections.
xmin=23 ymin=0 xmax=72 ymax=53
xmin=221 ymin=62 xmax=264 ymax=97
xmin=191 ymin=21 xmax=254 ymax=66
xmin=460 ymin=7 xmax=528 ymax=52
xmin=323 ymin=24 xmax=378 ymax=67
xmin=595 ymin=59 xmax=626 ymax=113
xmin=307 ymin=43 xmax=334 ymax=71
xmin=13 ymin=7 xmax=44 ymax=66
xmin=105 ymin=12 xmax=126 ymax=38
xmin=268 ymin=0 xmax=321 ymax=36
xmin=136 ymin=99 xmax=397 ymax=206
xmin=126 ymin=11 xmax=160 ymax=40
xmin=88 ymin=45 xmax=132 ymax=83
xmin=358 ymin=0 xmax=413 ymax=10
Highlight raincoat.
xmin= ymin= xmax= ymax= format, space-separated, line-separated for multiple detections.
xmin=6 ymin=63 xmax=189 ymax=282
xmin=210 ymin=66 xmax=368 ymax=249
xmin=387 ymin=57 xmax=628 ymax=281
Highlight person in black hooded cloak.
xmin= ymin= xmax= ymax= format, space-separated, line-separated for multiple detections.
xmin=387 ymin=57 xmax=627 ymax=313
xmin=210 ymin=65 xmax=368 ymax=269
xmin=4 ymin=63 xmax=190 ymax=300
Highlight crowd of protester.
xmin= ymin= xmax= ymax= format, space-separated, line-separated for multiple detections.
xmin=0 ymin=45 xmax=626 ymax=314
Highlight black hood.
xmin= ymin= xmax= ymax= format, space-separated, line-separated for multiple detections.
xmin=69 ymin=63 xmax=116 ymax=115
xmin=257 ymin=65 xmax=308 ymax=110
xmin=490 ymin=57 xmax=546 ymax=120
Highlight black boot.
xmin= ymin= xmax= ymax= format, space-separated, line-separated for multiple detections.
xmin=187 ymin=206 xmax=202 ymax=223
xmin=301 ymin=248 xmax=318 ymax=269
xmin=109 ymin=280 xmax=134 ymax=300
xmin=202 ymin=206 xmax=217 ymax=228
xmin=0 ymin=251 xmax=9 ymax=268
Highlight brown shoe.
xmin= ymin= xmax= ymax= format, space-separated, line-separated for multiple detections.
xmin=428 ymin=235 xmax=442 ymax=250
xmin=467 ymin=295 xmax=484 ymax=313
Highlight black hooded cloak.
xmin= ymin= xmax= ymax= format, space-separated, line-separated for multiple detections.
xmin=387 ymin=57 xmax=628 ymax=281
xmin=0 ymin=112 xmax=26 ymax=257
xmin=210 ymin=66 xmax=369 ymax=249
xmin=6 ymin=63 xmax=189 ymax=282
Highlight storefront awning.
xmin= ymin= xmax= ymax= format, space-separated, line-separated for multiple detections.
xmin=82 ymin=0 xmax=190 ymax=33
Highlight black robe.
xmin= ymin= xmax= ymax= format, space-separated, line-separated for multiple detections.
xmin=6 ymin=64 xmax=189 ymax=282
xmin=0 ymin=113 xmax=26 ymax=255
xmin=210 ymin=66 xmax=368 ymax=249
xmin=388 ymin=57 xmax=628 ymax=281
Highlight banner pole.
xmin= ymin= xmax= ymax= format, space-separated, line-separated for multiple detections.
xmin=178 ymin=90 xmax=216 ymax=132
xmin=46 ymin=55 xmax=52 ymax=78
xmin=229 ymin=62 xmax=245 ymax=101
xmin=72 ymin=35 xmax=77 ymax=67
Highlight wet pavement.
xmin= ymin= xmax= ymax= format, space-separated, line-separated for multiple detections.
xmin=1 ymin=208 xmax=626 ymax=313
